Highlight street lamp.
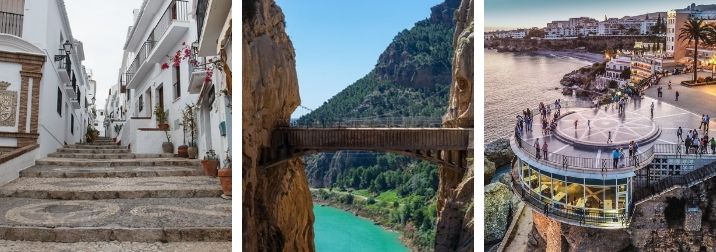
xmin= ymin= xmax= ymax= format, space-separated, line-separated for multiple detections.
xmin=54 ymin=40 xmax=73 ymax=61
xmin=91 ymin=97 xmax=96 ymax=105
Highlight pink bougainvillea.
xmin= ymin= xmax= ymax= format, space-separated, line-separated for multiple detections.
xmin=160 ymin=62 xmax=170 ymax=70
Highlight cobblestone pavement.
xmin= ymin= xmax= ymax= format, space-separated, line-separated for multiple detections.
xmin=0 ymin=241 xmax=231 ymax=252
xmin=0 ymin=138 xmax=231 ymax=245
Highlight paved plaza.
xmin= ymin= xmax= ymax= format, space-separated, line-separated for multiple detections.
xmin=518 ymin=96 xmax=714 ymax=171
xmin=644 ymin=71 xmax=716 ymax=117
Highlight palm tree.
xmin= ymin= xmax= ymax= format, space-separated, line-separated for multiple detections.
xmin=678 ymin=19 xmax=716 ymax=82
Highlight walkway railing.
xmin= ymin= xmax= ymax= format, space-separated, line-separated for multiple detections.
xmin=653 ymin=143 xmax=716 ymax=156
xmin=292 ymin=116 xmax=443 ymax=128
xmin=633 ymin=161 xmax=716 ymax=205
xmin=510 ymin=167 xmax=629 ymax=227
xmin=513 ymin=136 xmax=655 ymax=171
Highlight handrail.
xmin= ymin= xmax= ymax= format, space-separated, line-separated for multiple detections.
xmin=513 ymin=135 xmax=655 ymax=171
xmin=292 ymin=117 xmax=444 ymax=128
xmin=653 ymin=143 xmax=716 ymax=156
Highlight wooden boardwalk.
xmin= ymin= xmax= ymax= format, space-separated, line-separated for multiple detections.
xmin=260 ymin=128 xmax=473 ymax=170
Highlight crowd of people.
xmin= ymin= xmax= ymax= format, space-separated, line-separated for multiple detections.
xmin=514 ymin=100 xmax=564 ymax=161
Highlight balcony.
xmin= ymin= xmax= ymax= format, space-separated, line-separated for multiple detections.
xmin=63 ymin=69 xmax=78 ymax=97
xmin=196 ymin=0 xmax=230 ymax=56
xmin=70 ymin=89 xmax=81 ymax=109
xmin=57 ymin=50 xmax=72 ymax=84
xmin=188 ymin=57 xmax=210 ymax=94
xmin=124 ymin=0 xmax=190 ymax=89
xmin=0 ymin=11 xmax=23 ymax=37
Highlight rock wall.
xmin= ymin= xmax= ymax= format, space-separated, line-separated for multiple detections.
xmin=531 ymin=211 xmax=631 ymax=251
xmin=435 ymin=0 xmax=474 ymax=251
xmin=242 ymin=0 xmax=314 ymax=251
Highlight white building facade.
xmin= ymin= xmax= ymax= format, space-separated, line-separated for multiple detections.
xmin=0 ymin=0 xmax=93 ymax=185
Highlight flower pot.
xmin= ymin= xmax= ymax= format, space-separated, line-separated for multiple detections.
xmin=187 ymin=146 xmax=198 ymax=159
xmin=161 ymin=142 xmax=174 ymax=154
xmin=201 ymin=159 xmax=219 ymax=177
xmin=158 ymin=123 xmax=169 ymax=130
xmin=177 ymin=145 xmax=188 ymax=158
xmin=218 ymin=165 xmax=232 ymax=196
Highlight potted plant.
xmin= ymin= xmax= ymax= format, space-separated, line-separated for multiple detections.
xmin=161 ymin=126 xmax=174 ymax=154
xmin=177 ymin=121 xmax=188 ymax=158
xmin=183 ymin=104 xmax=198 ymax=159
xmin=113 ymin=124 xmax=123 ymax=142
xmin=201 ymin=150 xmax=219 ymax=177
xmin=218 ymin=150 xmax=231 ymax=198
xmin=154 ymin=105 xmax=169 ymax=130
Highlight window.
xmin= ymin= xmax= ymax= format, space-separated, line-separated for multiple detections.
xmin=138 ymin=94 xmax=144 ymax=112
xmin=56 ymin=87 xmax=62 ymax=116
xmin=207 ymin=84 xmax=215 ymax=108
xmin=70 ymin=114 xmax=74 ymax=135
xmin=174 ymin=65 xmax=181 ymax=99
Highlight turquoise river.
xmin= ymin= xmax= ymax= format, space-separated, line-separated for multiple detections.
xmin=313 ymin=205 xmax=409 ymax=252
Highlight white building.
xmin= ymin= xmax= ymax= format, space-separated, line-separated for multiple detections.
xmin=667 ymin=4 xmax=716 ymax=63
xmin=115 ymin=0 xmax=198 ymax=154
xmin=95 ymin=109 xmax=106 ymax=137
xmin=189 ymin=0 xmax=232 ymax=164
xmin=510 ymin=30 xmax=526 ymax=39
xmin=0 ymin=0 xmax=93 ymax=184
xmin=104 ymin=83 xmax=128 ymax=139
xmin=596 ymin=55 xmax=631 ymax=90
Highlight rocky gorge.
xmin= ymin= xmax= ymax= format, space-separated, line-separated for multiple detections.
xmin=243 ymin=0 xmax=474 ymax=251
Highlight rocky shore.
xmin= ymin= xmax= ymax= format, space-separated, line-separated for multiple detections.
xmin=484 ymin=138 xmax=520 ymax=249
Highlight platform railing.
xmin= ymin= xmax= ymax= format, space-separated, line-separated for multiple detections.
xmin=513 ymin=135 xmax=655 ymax=171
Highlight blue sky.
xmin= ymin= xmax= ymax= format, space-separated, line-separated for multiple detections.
xmin=275 ymin=0 xmax=443 ymax=118
xmin=486 ymin=0 xmax=700 ymax=30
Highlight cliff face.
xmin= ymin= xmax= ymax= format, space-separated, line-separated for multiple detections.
xmin=435 ymin=0 xmax=474 ymax=251
xmin=242 ymin=0 xmax=314 ymax=251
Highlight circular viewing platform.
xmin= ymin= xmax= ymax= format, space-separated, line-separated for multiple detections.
xmin=509 ymin=96 xmax=715 ymax=228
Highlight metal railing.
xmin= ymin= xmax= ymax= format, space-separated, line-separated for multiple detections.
xmin=0 ymin=11 xmax=22 ymax=37
xmin=513 ymin=135 xmax=655 ymax=171
xmin=291 ymin=117 xmax=444 ymax=128
xmin=125 ymin=40 xmax=155 ymax=84
xmin=511 ymin=168 xmax=629 ymax=227
xmin=58 ymin=49 xmax=72 ymax=79
xmin=653 ymin=143 xmax=716 ymax=156
xmin=124 ymin=0 xmax=189 ymax=85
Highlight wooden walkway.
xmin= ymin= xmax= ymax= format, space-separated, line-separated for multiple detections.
xmin=260 ymin=128 xmax=473 ymax=170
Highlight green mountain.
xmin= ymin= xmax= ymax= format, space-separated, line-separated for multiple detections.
xmin=300 ymin=0 xmax=459 ymax=250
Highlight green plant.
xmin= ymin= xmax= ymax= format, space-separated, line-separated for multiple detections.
xmin=204 ymin=149 xmax=218 ymax=160
xmin=182 ymin=104 xmax=197 ymax=147
xmin=85 ymin=123 xmax=99 ymax=143
xmin=678 ymin=19 xmax=716 ymax=83
xmin=154 ymin=105 xmax=168 ymax=124
xmin=114 ymin=124 xmax=123 ymax=134
xmin=223 ymin=150 xmax=231 ymax=168
xmin=163 ymin=125 xmax=171 ymax=142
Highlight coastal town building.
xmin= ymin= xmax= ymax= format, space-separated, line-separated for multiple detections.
xmin=189 ymin=0 xmax=232 ymax=163
xmin=115 ymin=0 xmax=199 ymax=154
xmin=596 ymin=55 xmax=631 ymax=90
xmin=95 ymin=108 xmax=105 ymax=137
xmin=630 ymin=53 xmax=677 ymax=83
xmin=104 ymin=83 xmax=127 ymax=139
xmin=0 ymin=0 xmax=94 ymax=184
xmin=666 ymin=4 xmax=716 ymax=64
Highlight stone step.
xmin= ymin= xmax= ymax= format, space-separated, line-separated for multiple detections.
xmin=20 ymin=165 xmax=204 ymax=178
xmin=0 ymin=197 xmax=231 ymax=242
xmin=0 ymin=240 xmax=231 ymax=251
xmin=36 ymin=158 xmax=201 ymax=167
xmin=57 ymin=148 xmax=131 ymax=154
xmin=47 ymin=153 xmax=175 ymax=159
xmin=65 ymin=145 xmax=126 ymax=150
xmin=0 ymin=177 xmax=221 ymax=199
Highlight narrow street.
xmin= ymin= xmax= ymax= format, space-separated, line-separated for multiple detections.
xmin=0 ymin=137 xmax=231 ymax=249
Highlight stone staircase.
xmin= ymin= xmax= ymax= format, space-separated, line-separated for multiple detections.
xmin=0 ymin=137 xmax=231 ymax=246
xmin=633 ymin=161 xmax=716 ymax=205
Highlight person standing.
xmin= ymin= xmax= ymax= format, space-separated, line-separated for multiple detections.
xmin=543 ymin=141 xmax=549 ymax=161
xmin=607 ymin=131 xmax=613 ymax=144
xmin=676 ymin=91 xmax=680 ymax=101
xmin=700 ymin=114 xmax=706 ymax=130
xmin=574 ymin=119 xmax=578 ymax=131
xmin=650 ymin=102 xmax=654 ymax=118
xmin=711 ymin=137 xmax=716 ymax=154
xmin=677 ymin=127 xmax=683 ymax=142
xmin=535 ymin=138 xmax=541 ymax=160
xmin=587 ymin=119 xmax=591 ymax=129
xmin=612 ymin=148 xmax=620 ymax=169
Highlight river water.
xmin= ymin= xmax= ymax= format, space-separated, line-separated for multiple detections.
xmin=484 ymin=49 xmax=593 ymax=144
xmin=313 ymin=205 xmax=409 ymax=252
